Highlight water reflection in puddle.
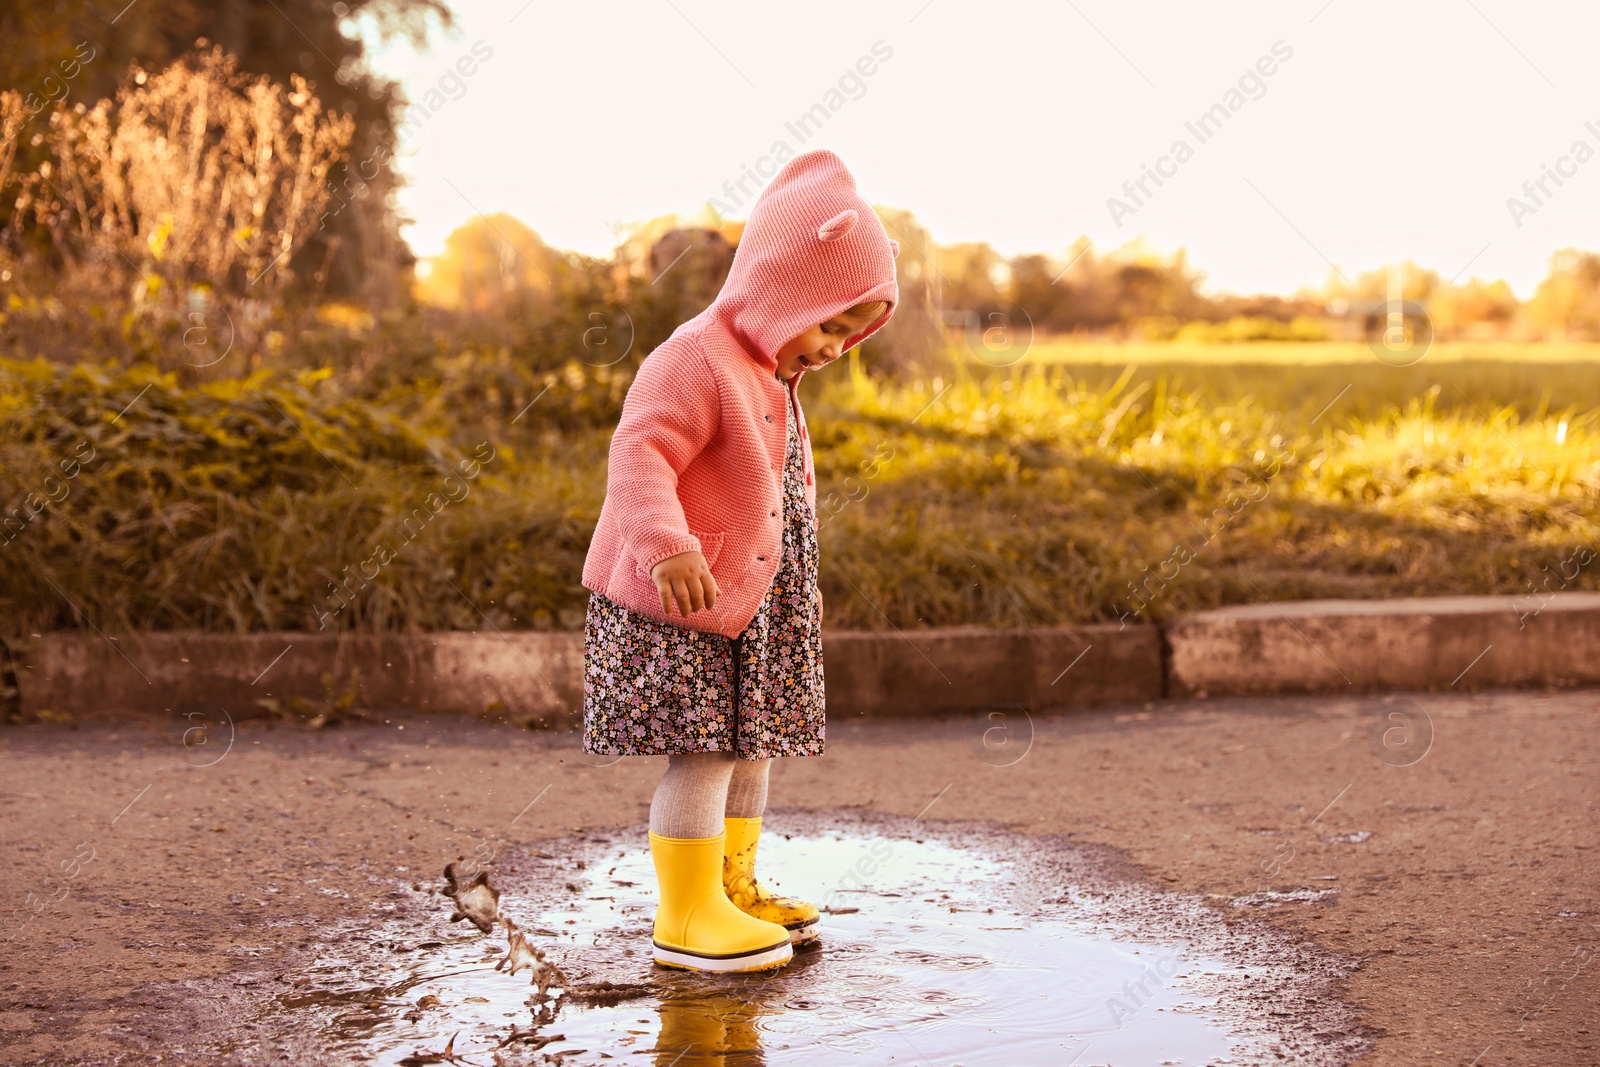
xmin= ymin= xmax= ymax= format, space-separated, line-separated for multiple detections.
xmin=284 ymin=818 xmax=1349 ymax=1066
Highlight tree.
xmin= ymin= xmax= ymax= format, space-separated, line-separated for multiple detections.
xmin=0 ymin=0 xmax=451 ymax=307
xmin=417 ymin=214 xmax=562 ymax=313
xmin=1007 ymin=253 xmax=1065 ymax=332
xmin=1429 ymin=277 xmax=1519 ymax=338
xmin=936 ymin=241 xmax=1005 ymax=312
xmin=1528 ymin=249 xmax=1600 ymax=340
xmin=1037 ymin=239 xmax=1212 ymax=333
xmin=866 ymin=205 xmax=943 ymax=371
xmin=1318 ymin=260 xmax=1441 ymax=305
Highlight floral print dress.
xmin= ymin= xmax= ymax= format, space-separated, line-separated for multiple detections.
xmin=581 ymin=385 xmax=824 ymax=761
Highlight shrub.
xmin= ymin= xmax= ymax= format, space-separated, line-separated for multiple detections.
xmin=3 ymin=351 xmax=1596 ymax=637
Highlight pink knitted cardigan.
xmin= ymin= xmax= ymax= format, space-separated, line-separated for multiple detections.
xmin=580 ymin=150 xmax=900 ymax=638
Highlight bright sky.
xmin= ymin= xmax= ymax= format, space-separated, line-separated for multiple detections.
xmin=364 ymin=0 xmax=1600 ymax=299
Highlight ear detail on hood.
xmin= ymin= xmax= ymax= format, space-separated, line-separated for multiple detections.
xmin=705 ymin=149 xmax=898 ymax=364
xmin=888 ymin=238 xmax=900 ymax=257
xmin=817 ymin=209 xmax=858 ymax=242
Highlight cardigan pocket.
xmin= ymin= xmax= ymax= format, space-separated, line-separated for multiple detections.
xmin=634 ymin=529 xmax=726 ymax=582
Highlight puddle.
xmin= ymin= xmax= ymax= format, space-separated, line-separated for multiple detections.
xmin=244 ymin=812 xmax=1368 ymax=1066
xmin=1228 ymin=888 xmax=1342 ymax=908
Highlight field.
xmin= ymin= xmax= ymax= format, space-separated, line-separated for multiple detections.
xmin=1023 ymin=339 xmax=1600 ymax=366
xmin=814 ymin=341 xmax=1598 ymax=628
xmin=2 ymin=340 xmax=1595 ymax=634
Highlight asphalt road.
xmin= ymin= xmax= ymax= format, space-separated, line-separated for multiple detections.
xmin=1 ymin=687 xmax=1595 ymax=1065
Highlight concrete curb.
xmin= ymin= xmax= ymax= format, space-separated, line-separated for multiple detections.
xmin=5 ymin=631 xmax=586 ymax=727
xmin=1165 ymin=592 xmax=1600 ymax=696
xmin=6 ymin=593 xmax=1598 ymax=723
xmin=819 ymin=625 xmax=1159 ymax=717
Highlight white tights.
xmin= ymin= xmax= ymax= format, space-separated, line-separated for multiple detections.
xmin=649 ymin=752 xmax=772 ymax=838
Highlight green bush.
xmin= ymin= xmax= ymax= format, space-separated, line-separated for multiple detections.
xmin=3 ymin=349 xmax=1596 ymax=636
xmin=0 ymin=359 xmax=601 ymax=634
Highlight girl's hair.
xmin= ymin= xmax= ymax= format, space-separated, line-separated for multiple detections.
xmin=847 ymin=300 xmax=888 ymax=320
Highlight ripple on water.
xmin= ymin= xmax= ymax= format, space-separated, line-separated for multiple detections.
xmin=272 ymin=814 xmax=1361 ymax=1066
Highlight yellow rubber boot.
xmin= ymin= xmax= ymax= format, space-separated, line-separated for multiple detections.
xmin=722 ymin=816 xmax=821 ymax=944
xmin=652 ymin=994 xmax=766 ymax=1063
xmin=649 ymin=830 xmax=793 ymax=972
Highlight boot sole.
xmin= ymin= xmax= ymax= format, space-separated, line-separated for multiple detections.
xmin=652 ymin=938 xmax=793 ymax=973
xmin=787 ymin=918 xmax=819 ymax=943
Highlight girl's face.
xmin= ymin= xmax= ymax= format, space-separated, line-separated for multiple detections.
xmin=773 ymin=304 xmax=883 ymax=380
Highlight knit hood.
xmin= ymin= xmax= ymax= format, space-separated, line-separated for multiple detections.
xmin=707 ymin=149 xmax=900 ymax=369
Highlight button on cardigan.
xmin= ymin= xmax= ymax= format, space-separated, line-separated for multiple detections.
xmin=580 ymin=149 xmax=900 ymax=638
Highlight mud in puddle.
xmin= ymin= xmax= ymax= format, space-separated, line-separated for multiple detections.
xmin=239 ymin=811 xmax=1370 ymax=1066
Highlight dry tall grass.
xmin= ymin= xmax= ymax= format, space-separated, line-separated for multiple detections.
xmin=1 ymin=47 xmax=354 ymax=370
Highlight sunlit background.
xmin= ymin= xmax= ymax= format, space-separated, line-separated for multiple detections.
xmin=3 ymin=8 xmax=1597 ymax=1064
xmin=365 ymin=0 xmax=1600 ymax=299
xmin=2 ymin=0 xmax=1598 ymax=639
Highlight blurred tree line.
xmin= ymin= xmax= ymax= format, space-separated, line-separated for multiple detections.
xmin=415 ymin=212 xmax=1600 ymax=367
xmin=3 ymin=5 xmax=1600 ymax=392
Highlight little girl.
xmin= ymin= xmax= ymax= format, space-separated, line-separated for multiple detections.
xmin=579 ymin=149 xmax=899 ymax=973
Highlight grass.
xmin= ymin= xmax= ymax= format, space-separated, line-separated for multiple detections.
xmin=0 ymin=360 xmax=605 ymax=636
xmin=808 ymin=346 xmax=1599 ymax=628
xmin=1020 ymin=339 xmax=1600 ymax=366
xmin=2 ymin=342 xmax=1595 ymax=635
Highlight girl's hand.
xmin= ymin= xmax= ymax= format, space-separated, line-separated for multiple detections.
xmin=650 ymin=551 xmax=721 ymax=617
